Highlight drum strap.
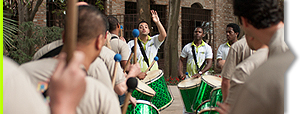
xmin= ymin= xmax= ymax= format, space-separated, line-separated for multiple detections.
xmin=137 ymin=39 xmax=150 ymax=67
xmin=110 ymin=36 xmax=118 ymax=40
xmin=191 ymin=45 xmax=206 ymax=73
xmin=38 ymin=45 xmax=63 ymax=60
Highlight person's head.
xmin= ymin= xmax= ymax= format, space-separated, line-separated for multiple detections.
xmin=245 ymin=34 xmax=267 ymax=50
xmin=137 ymin=21 xmax=150 ymax=36
xmin=194 ymin=26 xmax=205 ymax=41
xmin=107 ymin=15 xmax=120 ymax=33
xmin=226 ymin=23 xmax=240 ymax=42
xmin=234 ymin=0 xmax=282 ymax=30
xmin=63 ymin=5 xmax=108 ymax=61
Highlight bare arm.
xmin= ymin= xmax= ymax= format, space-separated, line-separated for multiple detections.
xmin=221 ymin=77 xmax=230 ymax=102
xmin=200 ymin=59 xmax=212 ymax=74
xmin=151 ymin=10 xmax=167 ymax=42
xmin=217 ymin=59 xmax=226 ymax=69
xmin=178 ymin=57 xmax=187 ymax=80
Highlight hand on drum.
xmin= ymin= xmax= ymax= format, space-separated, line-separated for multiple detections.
xmin=137 ymin=72 xmax=147 ymax=80
xmin=191 ymin=73 xmax=202 ymax=78
xmin=127 ymin=63 xmax=141 ymax=78
xmin=215 ymin=102 xmax=230 ymax=114
xmin=129 ymin=96 xmax=137 ymax=107
xmin=178 ymin=74 xmax=185 ymax=80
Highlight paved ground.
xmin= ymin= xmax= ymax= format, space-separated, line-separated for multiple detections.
xmin=160 ymin=85 xmax=184 ymax=114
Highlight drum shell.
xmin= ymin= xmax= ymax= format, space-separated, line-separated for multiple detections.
xmin=143 ymin=70 xmax=174 ymax=111
xmin=210 ymin=88 xmax=222 ymax=107
xmin=177 ymin=77 xmax=202 ymax=113
xmin=192 ymin=80 xmax=214 ymax=111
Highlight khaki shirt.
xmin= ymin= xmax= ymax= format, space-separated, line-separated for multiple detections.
xmin=4 ymin=57 xmax=50 ymax=114
xmin=88 ymin=57 xmax=114 ymax=90
xmin=230 ymin=27 xmax=291 ymax=114
xmin=88 ymin=46 xmax=126 ymax=88
xmin=229 ymin=50 xmax=294 ymax=114
xmin=225 ymin=48 xmax=269 ymax=104
xmin=20 ymin=58 xmax=120 ymax=114
xmin=32 ymin=40 xmax=63 ymax=60
xmin=221 ymin=37 xmax=253 ymax=79
xmin=110 ymin=34 xmax=130 ymax=61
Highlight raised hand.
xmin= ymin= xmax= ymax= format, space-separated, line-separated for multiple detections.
xmin=151 ymin=10 xmax=160 ymax=23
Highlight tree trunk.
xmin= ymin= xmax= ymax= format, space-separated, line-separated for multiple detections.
xmin=164 ymin=0 xmax=181 ymax=79
xmin=137 ymin=0 xmax=151 ymax=28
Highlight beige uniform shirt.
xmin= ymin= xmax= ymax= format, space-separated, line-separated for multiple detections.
xmin=89 ymin=46 xmax=126 ymax=87
xmin=225 ymin=48 xmax=269 ymax=104
xmin=32 ymin=40 xmax=63 ymax=60
xmin=20 ymin=58 xmax=121 ymax=114
xmin=4 ymin=57 xmax=50 ymax=114
xmin=229 ymin=50 xmax=294 ymax=114
xmin=110 ymin=34 xmax=130 ymax=61
xmin=230 ymin=27 xmax=291 ymax=114
xmin=221 ymin=37 xmax=253 ymax=79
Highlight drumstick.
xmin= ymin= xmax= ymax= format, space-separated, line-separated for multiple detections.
xmin=145 ymin=56 xmax=159 ymax=73
xmin=122 ymin=77 xmax=138 ymax=114
xmin=65 ymin=0 xmax=78 ymax=64
xmin=132 ymin=29 xmax=139 ymax=63
xmin=123 ymin=52 xmax=134 ymax=73
xmin=112 ymin=54 xmax=122 ymax=88
xmin=120 ymin=25 xmax=123 ymax=37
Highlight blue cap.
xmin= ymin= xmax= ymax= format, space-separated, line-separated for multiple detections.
xmin=132 ymin=29 xmax=140 ymax=37
xmin=154 ymin=56 xmax=159 ymax=61
xmin=185 ymin=72 xmax=188 ymax=75
xmin=120 ymin=25 xmax=123 ymax=30
xmin=114 ymin=54 xmax=122 ymax=62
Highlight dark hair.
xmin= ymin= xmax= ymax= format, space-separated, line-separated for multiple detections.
xmin=195 ymin=26 xmax=205 ymax=33
xmin=74 ymin=5 xmax=107 ymax=44
xmin=227 ymin=23 xmax=240 ymax=37
xmin=107 ymin=15 xmax=119 ymax=32
xmin=233 ymin=0 xmax=282 ymax=29
xmin=137 ymin=20 xmax=149 ymax=28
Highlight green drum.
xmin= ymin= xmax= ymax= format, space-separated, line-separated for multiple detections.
xmin=132 ymin=79 xmax=156 ymax=102
xmin=177 ymin=77 xmax=202 ymax=113
xmin=210 ymin=87 xmax=222 ymax=107
xmin=192 ymin=75 xmax=222 ymax=111
xmin=126 ymin=100 xmax=160 ymax=114
xmin=141 ymin=70 xmax=173 ymax=111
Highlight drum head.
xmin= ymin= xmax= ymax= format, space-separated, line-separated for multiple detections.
xmin=136 ymin=79 xmax=156 ymax=97
xmin=142 ymin=70 xmax=163 ymax=84
xmin=177 ymin=77 xmax=202 ymax=89
xmin=136 ymin=100 xmax=160 ymax=113
xmin=201 ymin=75 xmax=222 ymax=88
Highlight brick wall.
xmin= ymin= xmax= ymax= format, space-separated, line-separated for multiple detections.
xmin=33 ymin=0 xmax=47 ymax=27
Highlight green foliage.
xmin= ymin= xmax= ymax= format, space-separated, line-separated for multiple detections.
xmin=7 ymin=22 xmax=63 ymax=64
xmin=3 ymin=13 xmax=19 ymax=50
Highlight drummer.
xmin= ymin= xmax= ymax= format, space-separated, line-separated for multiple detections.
xmin=127 ymin=10 xmax=167 ymax=79
xmin=178 ymin=26 xmax=213 ymax=79
xmin=20 ymin=4 xmax=121 ymax=114
xmin=107 ymin=15 xmax=130 ymax=69
xmin=221 ymin=34 xmax=268 ymax=107
xmin=216 ymin=0 xmax=292 ymax=113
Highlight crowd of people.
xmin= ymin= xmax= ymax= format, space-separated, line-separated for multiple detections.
xmin=4 ymin=0 xmax=292 ymax=114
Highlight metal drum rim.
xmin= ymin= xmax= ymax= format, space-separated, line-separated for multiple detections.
xmin=135 ymin=100 xmax=160 ymax=113
xmin=144 ymin=70 xmax=164 ymax=84
xmin=177 ymin=78 xmax=202 ymax=90
xmin=135 ymin=87 xmax=156 ymax=97
xmin=210 ymin=87 xmax=221 ymax=96
xmin=197 ymin=107 xmax=216 ymax=114
xmin=201 ymin=76 xmax=220 ymax=88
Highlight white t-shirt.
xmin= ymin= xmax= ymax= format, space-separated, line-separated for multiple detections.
xmin=181 ymin=41 xmax=213 ymax=77
xmin=217 ymin=42 xmax=230 ymax=60
xmin=128 ymin=35 xmax=164 ymax=72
